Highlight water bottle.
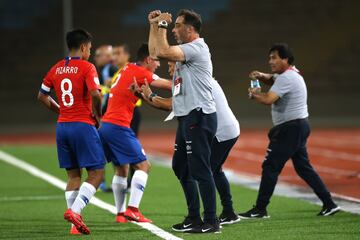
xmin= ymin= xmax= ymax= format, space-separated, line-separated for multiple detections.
xmin=249 ymin=79 xmax=261 ymax=99
xmin=250 ymin=79 xmax=261 ymax=89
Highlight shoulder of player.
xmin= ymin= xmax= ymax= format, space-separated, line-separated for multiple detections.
xmin=78 ymin=60 xmax=95 ymax=68
xmin=130 ymin=63 xmax=150 ymax=74
xmin=76 ymin=61 xmax=97 ymax=75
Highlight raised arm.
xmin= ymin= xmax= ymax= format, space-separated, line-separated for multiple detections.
xmin=154 ymin=13 xmax=185 ymax=62
xmin=148 ymin=10 xmax=161 ymax=58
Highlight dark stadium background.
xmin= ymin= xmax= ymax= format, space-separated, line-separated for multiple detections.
xmin=1 ymin=0 xmax=359 ymax=134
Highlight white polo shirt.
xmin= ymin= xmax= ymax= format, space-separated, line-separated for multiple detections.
xmin=212 ymin=80 xmax=240 ymax=142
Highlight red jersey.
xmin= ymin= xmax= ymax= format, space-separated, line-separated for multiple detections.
xmin=41 ymin=57 xmax=100 ymax=125
xmin=102 ymin=63 xmax=159 ymax=128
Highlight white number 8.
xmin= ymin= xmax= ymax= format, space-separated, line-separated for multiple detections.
xmin=61 ymin=78 xmax=74 ymax=107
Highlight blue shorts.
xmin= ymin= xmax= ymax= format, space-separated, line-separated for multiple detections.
xmin=56 ymin=122 xmax=106 ymax=170
xmin=99 ymin=122 xmax=147 ymax=166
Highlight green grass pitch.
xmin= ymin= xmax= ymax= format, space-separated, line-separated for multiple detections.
xmin=0 ymin=145 xmax=359 ymax=240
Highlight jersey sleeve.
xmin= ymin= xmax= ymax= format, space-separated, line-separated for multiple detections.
xmin=40 ymin=68 xmax=54 ymax=95
xmin=136 ymin=69 xmax=159 ymax=85
xmin=179 ymin=41 xmax=201 ymax=62
xmin=85 ymin=64 xmax=101 ymax=91
xmin=270 ymin=74 xmax=292 ymax=98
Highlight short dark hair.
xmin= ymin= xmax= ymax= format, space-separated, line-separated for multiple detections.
xmin=269 ymin=43 xmax=294 ymax=65
xmin=114 ymin=43 xmax=130 ymax=55
xmin=66 ymin=29 xmax=92 ymax=50
xmin=136 ymin=43 xmax=149 ymax=62
xmin=177 ymin=9 xmax=202 ymax=33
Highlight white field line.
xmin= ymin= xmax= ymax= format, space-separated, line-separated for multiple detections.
xmin=236 ymin=140 xmax=360 ymax=163
xmin=310 ymin=137 xmax=360 ymax=147
xmin=0 ymin=150 xmax=182 ymax=240
xmin=148 ymin=153 xmax=360 ymax=215
xmin=0 ymin=195 xmax=64 ymax=202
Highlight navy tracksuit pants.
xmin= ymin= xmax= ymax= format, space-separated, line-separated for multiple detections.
xmin=172 ymin=109 xmax=217 ymax=224
xmin=256 ymin=118 xmax=335 ymax=210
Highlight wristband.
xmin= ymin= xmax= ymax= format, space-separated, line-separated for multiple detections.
xmin=149 ymin=92 xmax=157 ymax=102
xmin=158 ymin=20 xmax=168 ymax=29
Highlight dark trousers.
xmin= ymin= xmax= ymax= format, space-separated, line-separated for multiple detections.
xmin=130 ymin=106 xmax=141 ymax=137
xmin=256 ymin=118 xmax=334 ymax=210
xmin=172 ymin=109 xmax=217 ymax=223
xmin=211 ymin=137 xmax=238 ymax=214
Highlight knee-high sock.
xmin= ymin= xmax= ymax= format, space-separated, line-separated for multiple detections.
xmin=71 ymin=182 xmax=96 ymax=214
xmin=65 ymin=190 xmax=79 ymax=208
xmin=65 ymin=190 xmax=79 ymax=227
xmin=112 ymin=175 xmax=128 ymax=213
xmin=128 ymin=170 xmax=148 ymax=209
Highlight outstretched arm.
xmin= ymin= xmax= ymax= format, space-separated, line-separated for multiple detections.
xmin=130 ymin=79 xmax=172 ymax=111
xmin=150 ymin=78 xmax=172 ymax=90
xmin=142 ymin=80 xmax=172 ymax=111
xmin=249 ymin=70 xmax=274 ymax=86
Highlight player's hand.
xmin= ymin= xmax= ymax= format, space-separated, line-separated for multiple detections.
xmin=249 ymin=71 xmax=264 ymax=80
xmin=129 ymin=78 xmax=143 ymax=98
xmin=148 ymin=10 xmax=161 ymax=24
xmin=158 ymin=12 xmax=172 ymax=24
xmin=141 ymin=79 xmax=153 ymax=100
xmin=129 ymin=78 xmax=141 ymax=94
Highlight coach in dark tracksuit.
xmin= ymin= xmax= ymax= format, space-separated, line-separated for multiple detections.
xmin=239 ymin=43 xmax=340 ymax=219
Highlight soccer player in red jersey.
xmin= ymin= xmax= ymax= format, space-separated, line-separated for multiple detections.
xmin=37 ymin=29 xmax=106 ymax=235
xmin=99 ymin=43 xmax=171 ymax=223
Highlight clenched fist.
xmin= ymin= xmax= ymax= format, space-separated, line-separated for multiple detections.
xmin=158 ymin=12 xmax=172 ymax=24
xmin=148 ymin=10 xmax=161 ymax=24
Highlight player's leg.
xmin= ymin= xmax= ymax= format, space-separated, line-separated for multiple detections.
xmin=65 ymin=168 xmax=81 ymax=234
xmin=64 ymin=123 xmax=106 ymax=234
xmin=56 ymin=123 xmax=82 ymax=234
xmin=112 ymin=164 xmax=129 ymax=223
xmin=99 ymin=122 xmax=151 ymax=222
xmin=210 ymin=137 xmax=239 ymax=225
xmin=99 ymin=122 xmax=132 ymax=222
xmin=124 ymin=160 xmax=152 ymax=222
xmin=127 ymin=106 xmax=142 ymax=191
xmin=171 ymin=119 xmax=202 ymax=232
xmin=291 ymin=120 xmax=339 ymax=216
